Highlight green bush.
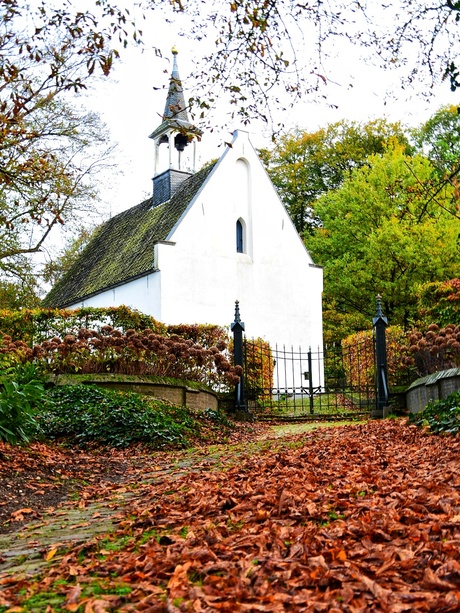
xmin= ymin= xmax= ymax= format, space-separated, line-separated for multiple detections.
xmin=409 ymin=390 xmax=460 ymax=435
xmin=202 ymin=407 xmax=232 ymax=427
xmin=0 ymin=364 xmax=47 ymax=444
xmin=39 ymin=384 xmax=196 ymax=448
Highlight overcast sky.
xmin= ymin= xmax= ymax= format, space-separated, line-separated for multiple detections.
xmin=82 ymin=5 xmax=460 ymax=219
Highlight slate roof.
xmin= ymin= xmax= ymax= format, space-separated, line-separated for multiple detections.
xmin=43 ymin=162 xmax=217 ymax=308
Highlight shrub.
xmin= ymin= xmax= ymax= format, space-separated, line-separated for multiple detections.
xmin=31 ymin=327 xmax=241 ymax=388
xmin=409 ymin=391 xmax=460 ymax=435
xmin=341 ymin=326 xmax=414 ymax=390
xmin=242 ymin=338 xmax=274 ymax=401
xmin=0 ymin=325 xmax=242 ymax=391
xmin=408 ymin=323 xmax=460 ymax=376
xmin=0 ymin=305 xmax=167 ymax=345
xmin=39 ymin=385 xmax=196 ymax=448
xmin=166 ymin=323 xmax=229 ymax=351
xmin=0 ymin=363 xmax=47 ymax=444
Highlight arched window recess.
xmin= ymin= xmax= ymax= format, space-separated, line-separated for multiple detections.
xmin=236 ymin=218 xmax=245 ymax=253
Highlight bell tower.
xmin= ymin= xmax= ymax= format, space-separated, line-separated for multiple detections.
xmin=149 ymin=47 xmax=202 ymax=206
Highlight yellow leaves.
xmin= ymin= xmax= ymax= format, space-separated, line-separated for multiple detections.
xmin=44 ymin=547 xmax=58 ymax=561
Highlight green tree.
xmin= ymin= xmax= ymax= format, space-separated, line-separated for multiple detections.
xmin=259 ymin=119 xmax=410 ymax=234
xmin=417 ymin=278 xmax=460 ymax=327
xmin=306 ymin=144 xmax=460 ymax=341
xmin=0 ymin=278 xmax=41 ymax=310
xmin=412 ymin=106 xmax=460 ymax=214
xmin=414 ymin=105 xmax=460 ymax=175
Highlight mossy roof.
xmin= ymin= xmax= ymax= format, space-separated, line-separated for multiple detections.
xmin=43 ymin=162 xmax=217 ymax=308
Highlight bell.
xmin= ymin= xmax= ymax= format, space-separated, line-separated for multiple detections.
xmin=174 ymin=133 xmax=188 ymax=152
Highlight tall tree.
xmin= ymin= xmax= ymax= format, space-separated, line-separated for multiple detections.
xmin=0 ymin=92 xmax=112 ymax=277
xmin=305 ymin=144 xmax=460 ymax=341
xmin=413 ymin=104 xmax=460 ymax=182
xmin=259 ymin=119 xmax=410 ymax=234
xmin=0 ymin=3 xmax=119 ymax=294
xmin=5 ymin=1 xmax=459 ymax=131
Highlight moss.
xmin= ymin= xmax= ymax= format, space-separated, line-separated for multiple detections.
xmin=47 ymin=373 xmax=214 ymax=392
xmin=43 ymin=163 xmax=217 ymax=308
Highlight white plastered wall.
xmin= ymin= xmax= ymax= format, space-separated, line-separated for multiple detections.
xmin=67 ymin=271 xmax=162 ymax=319
xmin=157 ymin=130 xmax=323 ymax=355
xmin=68 ymin=130 xmax=323 ymax=364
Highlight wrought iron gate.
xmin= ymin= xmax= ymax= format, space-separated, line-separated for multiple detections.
xmin=243 ymin=338 xmax=377 ymax=421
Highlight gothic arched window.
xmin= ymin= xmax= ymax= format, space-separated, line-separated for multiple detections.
xmin=236 ymin=219 xmax=244 ymax=253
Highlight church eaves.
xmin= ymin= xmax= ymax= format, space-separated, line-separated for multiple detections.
xmin=42 ymin=162 xmax=217 ymax=309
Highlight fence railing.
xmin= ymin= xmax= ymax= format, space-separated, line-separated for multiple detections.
xmin=244 ymin=339 xmax=377 ymax=419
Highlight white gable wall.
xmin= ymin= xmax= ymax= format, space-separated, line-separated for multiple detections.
xmin=157 ymin=130 xmax=323 ymax=352
xmin=69 ymin=130 xmax=323 ymax=355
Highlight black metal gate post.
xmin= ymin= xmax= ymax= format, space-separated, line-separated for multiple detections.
xmin=231 ymin=300 xmax=247 ymax=413
xmin=372 ymin=295 xmax=389 ymax=418
xmin=308 ymin=348 xmax=314 ymax=414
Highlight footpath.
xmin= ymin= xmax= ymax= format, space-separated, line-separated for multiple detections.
xmin=0 ymin=422 xmax=306 ymax=582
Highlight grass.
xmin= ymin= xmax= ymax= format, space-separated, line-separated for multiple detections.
xmin=269 ymin=420 xmax=357 ymax=437
xmin=252 ymin=391 xmax=375 ymax=416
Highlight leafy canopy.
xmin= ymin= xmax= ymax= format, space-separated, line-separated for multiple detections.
xmin=259 ymin=118 xmax=410 ymax=234
xmin=306 ymin=144 xmax=460 ymax=339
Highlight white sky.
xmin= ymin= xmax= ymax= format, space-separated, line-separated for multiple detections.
xmin=82 ymin=5 xmax=460 ymax=219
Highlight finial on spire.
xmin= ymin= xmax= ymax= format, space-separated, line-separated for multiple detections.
xmin=231 ymin=300 xmax=245 ymax=331
xmin=172 ymin=45 xmax=178 ymax=55
xmin=373 ymin=294 xmax=388 ymax=326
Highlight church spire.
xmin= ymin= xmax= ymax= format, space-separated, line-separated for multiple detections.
xmin=149 ymin=47 xmax=202 ymax=181
xmin=163 ymin=46 xmax=189 ymax=124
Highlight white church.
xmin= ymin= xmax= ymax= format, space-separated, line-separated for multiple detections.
xmin=43 ymin=49 xmax=323 ymax=360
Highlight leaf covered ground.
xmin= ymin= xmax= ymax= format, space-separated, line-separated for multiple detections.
xmin=1 ymin=420 xmax=460 ymax=612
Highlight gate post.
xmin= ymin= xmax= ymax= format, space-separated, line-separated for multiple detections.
xmin=308 ymin=347 xmax=314 ymax=414
xmin=231 ymin=300 xmax=247 ymax=414
xmin=372 ymin=294 xmax=389 ymax=418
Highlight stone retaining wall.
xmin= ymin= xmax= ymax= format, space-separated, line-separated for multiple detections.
xmin=49 ymin=374 xmax=219 ymax=412
xmin=406 ymin=368 xmax=460 ymax=414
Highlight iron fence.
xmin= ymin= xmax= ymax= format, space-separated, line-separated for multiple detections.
xmin=244 ymin=337 xmax=377 ymax=420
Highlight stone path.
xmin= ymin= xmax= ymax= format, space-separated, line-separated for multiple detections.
xmin=0 ymin=422 xmax=335 ymax=582
xmin=0 ymin=463 xmax=189 ymax=581
xmin=0 ymin=485 xmax=135 ymax=578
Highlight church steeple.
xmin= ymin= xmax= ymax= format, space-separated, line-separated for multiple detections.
xmin=149 ymin=47 xmax=202 ymax=179
xmin=163 ymin=46 xmax=189 ymax=125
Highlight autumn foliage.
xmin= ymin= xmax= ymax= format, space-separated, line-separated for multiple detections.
xmin=0 ymin=306 xmax=244 ymax=390
xmin=243 ymin=338 xmax=274 ymax=401
xmin=408 ymin=323 xmax=460 ymax=376
xmin=0 ymin=326 xmax=241 ymax=390
xmin=2 ymin=421 xmax=460 ymax=611
xmin=341 ymin=327 xmax=414 ymax=390
xmin=418 ymin=278 xmax=460 ymax=327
